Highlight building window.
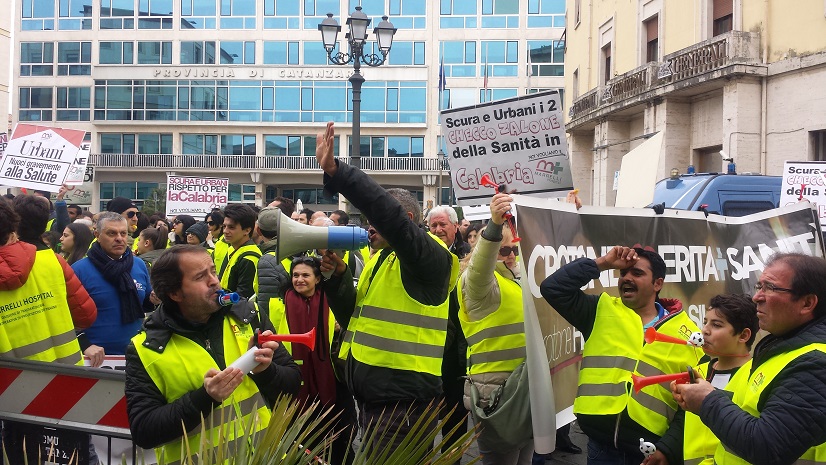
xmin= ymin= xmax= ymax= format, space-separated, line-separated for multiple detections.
xmin=99 ymin=41 xmax=134 ymax=64
xmin=20 ymin=42 xmax=54 ymax=76
xmin=264 ymin=135 xmax=302 ymax=156
xmin=56 ymin=87 xmax=91 ymax=121
xmin=602 ymin=43 xmax=612 ymax=84
xmin=99 ymin=182 xmax=161 ymax=211
xmin=138 ymin=0 xmax=173 ymax=29
xmin=386 ymin=0 xmax=426 ymax=29
xmin=228 ymin=184 xmax=257 ymax=204
xmin=528 ymin=40 xmax=564 ymax=76
xmin=59 ymin=0 xmax=92 ymax=30
xmin=440 ymin=0 xmax=477 ymax=28
xmin=100 ymin=0 xmax=135 ymax=29
xmin=263 ymin=0 xmax=300 ymax=29
xmin=181 ymin=41 xmax=217 ymax=64
xmin=19 ymin=87 xmax=53 ymax=122
xmin=220 ymin=0 xmax=256 ymax=29
xmin=527 ymin=0 xmax=565 ymax=28
xmin=181 ymin=0 xmax=217 ymax=29
xmin=263 ymin=41 xmax=299 ymax=65
xmin=713 ymin=0 xmax=732 ymax=36
xmin=57 ymin=42 xmax=92 ymax=75
xmin=282 ymin=188 xmax=339 ymax=206
xmin=21 ymin=0 xmax=55 ymax=31
xmin=441 ymin=41 xmax=477 ymax=77
xmin=481 ymin=0 xmax=519 ymax=28
xmin=137 ymin=41 xmax=172 ymax=64
xmin=219 ymin=41 xmax=255 ymax=64
xmin=99 ymin=133 xmax=172 ymax=153
xmin=385 ymin=41 xmax=426 ymax=66
xmin=644 ymin=16 xmax=658 ymax=62
xmin=812 ymin=130 xmax=826 ymax=161
xmin=303 ymin=0 xmax=340 ymax=29
xmin=480 ymin=88 xmax=518 ymax=103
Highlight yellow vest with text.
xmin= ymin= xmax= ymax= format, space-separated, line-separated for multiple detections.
xmin=683 ymin=360 xmax=752 ymax=465
xmin=339 ymin=233 xmax=459 ymax=376
xmin=268 ymin=296 xmax=335 ymax=361
xmin=0 ymin=249 xmax=81 ymax=365
xmin=212 ymin=238 xmax=231 ymax=270
xmin=219 ymin=243 xmax=261 ymax=294
xmin=714 ymin=343 xmax=826 ymax=465
xmin=458 ymin=271 xmax=526 ymax=375
xmin=132 ymin=316 xmax=271 ymax=465
xmin=575 ymin=294 xmax=700 ymax=436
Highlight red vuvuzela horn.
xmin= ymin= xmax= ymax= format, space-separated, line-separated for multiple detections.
xmin=258 ymin=327 xmax=316 ymax=351
xmin=479 ymin=173 xmax=521 ymax=242
xmin=631 ymin=367 xmax=695 ymax=393
xmin=645 ymin=327 xmax=692 ymax=346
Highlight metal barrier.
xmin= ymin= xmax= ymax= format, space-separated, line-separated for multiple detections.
xmin=0 ymin=357 xmax=149 ymax=465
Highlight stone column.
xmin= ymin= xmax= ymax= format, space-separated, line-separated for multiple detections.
xmin=568 ymin=130 xmax=595 ymax=205
xmin=652 ymin=98 xmax=691 ymax=179
xmin=722 ymin=77 xmax=762 ymax=173
xmin=594 ymin=119 xmax=629 ymax=207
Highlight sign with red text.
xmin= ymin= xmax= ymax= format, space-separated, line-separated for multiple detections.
xmin=0 ymin=124 xmax=86 ymax=192
xmin=781 ymin=161 xmax=826 ymax=224
xmin=440 ymin=91 xmax=573 ymax=206
xmin=166 ymin=175 xmax=229 ymax=217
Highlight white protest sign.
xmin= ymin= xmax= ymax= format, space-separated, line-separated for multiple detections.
xmin=441 ymin=90 xmax=573 ymax=206
xmin=781 ymin=161 xmax=826 ymax=222
xmin=64 ymin=140 xmax=91 ymax=185
xmin=0 ymin=133 xmax=8 ymax=162
xmin=0 ymin=124 xmax=86 ymax=192
xmin=166 ymin=175 xmax=229 ymax=217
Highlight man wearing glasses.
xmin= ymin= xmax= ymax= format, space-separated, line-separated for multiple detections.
xmin=673 ymin=252 xmax=826 ymax=465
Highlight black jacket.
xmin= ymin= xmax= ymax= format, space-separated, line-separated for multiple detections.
xmin=125 ymin=299 xmax=301 ymax=449
xmin=323 ymin=159 xmax=455 ymax=404
xmin=540 ymin=257 xmax=683 ymax=464
xmin=699 ymin=315 xmax=826 ymax=465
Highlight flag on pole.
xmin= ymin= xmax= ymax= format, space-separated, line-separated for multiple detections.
xmin=527 ymin=50 xmax=533 ymax=93
xmin=483 ymin=59 xmax=489 ymax=91
xmin=438 ymin=57 xmax=446 ymax=110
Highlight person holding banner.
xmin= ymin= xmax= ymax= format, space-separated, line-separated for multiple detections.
xmin=672 ymin=252 xmax=826 ymax=465
xmin=458 ymin=191 xmax=532 ymax=465
xmin=540 ymin=245 xmax=700 ymax=465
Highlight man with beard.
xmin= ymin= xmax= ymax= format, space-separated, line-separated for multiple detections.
xmin=540 ymin=246 xmax=699 ymax=465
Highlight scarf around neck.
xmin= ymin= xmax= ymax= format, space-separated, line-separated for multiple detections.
xmin=87 ymin=242 xmax=144 ymax=324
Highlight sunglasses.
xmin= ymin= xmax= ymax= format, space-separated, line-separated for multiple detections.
xmin=207 ymin=221 xmax=217 ymax=226
xmin=499 ymin=246 xmax=519 ymax=257
xmin=126 ymin=211 xmax=141 ymax=218
xmin=173 ymin=219 xmax=181 ymax=225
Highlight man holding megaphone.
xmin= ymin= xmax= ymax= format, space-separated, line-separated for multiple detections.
xmin=315 ymin=121 xmax=460 ymax=453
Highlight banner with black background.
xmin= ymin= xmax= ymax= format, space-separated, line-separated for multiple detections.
xmin=512 ymin=196 xmax=824 ymax=425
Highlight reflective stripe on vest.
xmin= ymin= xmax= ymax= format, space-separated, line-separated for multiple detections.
xmin=575 ymin=294 xmax=700 ymax=437
xmin=715 ymin=344 xmax=826 ymax=465
xmin=339 ymin=233 xmax=459 ymax=376
xmin=683 ymin=360 xmax=752 ymax=465
xmin=0 ymin=249 xmax=82 ymax=365
xmin=219 ymin=243 xmax=261 ymax=293
xmin=132 ymin=316 xmax=271 ymax=463
xmin=458 ymin=271 xmax=526 ymax=375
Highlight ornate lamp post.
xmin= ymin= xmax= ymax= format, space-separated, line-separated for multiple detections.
xmin=319 ymin=7 xmax=396 ymax=169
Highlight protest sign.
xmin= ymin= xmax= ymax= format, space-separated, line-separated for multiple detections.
xmin=441 ymin=91 xmax=573 ymax=206
xmin=0 ymin=124 xmax=86 ymax=192
xmin=166 ymin=175 xmax=229 ymax=217
xmin=0 ymin=133 xmax=7 ymax=162
xmin=781 ymin=161 xmax=826 ymax=223
xmin=513 ymin=196 xmax=823 ymax=426
xmin=64 ymin=140 xmax=91 ymax=185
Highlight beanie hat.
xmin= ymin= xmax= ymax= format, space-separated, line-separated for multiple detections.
xmin=186 ymin=221 xmax=209 ymax=243
xmin=107 ymin=196 xmax=136 ymax=214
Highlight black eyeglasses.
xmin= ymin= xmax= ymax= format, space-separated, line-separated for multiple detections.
xmin=754 ymin=282 xmax=793 ymax=294
xmin=292 ymin=256 xmax=318 ymax=266
xmin=126 ymin=211 xmax=141 ymax=218
xmin=499 ymin=246 xmax=519 ymax=257
xmin=207 ymin=221 xmax=217 ymax=226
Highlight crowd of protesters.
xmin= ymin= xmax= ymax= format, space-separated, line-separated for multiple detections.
xmin=2 ymin=122 xmax=824 ymax=465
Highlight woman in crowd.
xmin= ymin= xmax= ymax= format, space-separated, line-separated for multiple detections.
xmin=135 ymin=224 xmax=169 ymax=268
xmin=464 ymin=223 xmax=485 ymax=250
xmin=185 ymin=222 xmax=209 ymax=245
xmin=169 ymin=214 xmax=195 ymax=245
xmin=270 ymin=256 xmax=356 ymax=465
xmin=60 ymin=223 xmax=94 ymax=265
xmin=459 ymin=191 xmax=531 ymax=465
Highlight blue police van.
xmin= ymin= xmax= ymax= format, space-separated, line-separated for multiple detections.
xmin=648 ymin=172 xmax=782 ymax=216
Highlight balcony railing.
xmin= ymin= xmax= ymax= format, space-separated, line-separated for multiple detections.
xmin=89 ymin=154 xmax=448 ymax=173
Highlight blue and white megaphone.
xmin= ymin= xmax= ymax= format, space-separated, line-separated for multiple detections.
xmin=273 ymin=209 xmax=368 ymax=261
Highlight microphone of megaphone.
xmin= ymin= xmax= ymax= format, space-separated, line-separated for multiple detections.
xmin=258 ymin=327 xmax=317 ymax=352
xmin=273 ymin=210 xmax=368 ymax=261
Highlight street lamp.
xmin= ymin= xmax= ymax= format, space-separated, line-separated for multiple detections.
xmin=319 ymin=7 xmax=396 ymax=169
xmin=437 ymin=148 xmax=445 ymax=206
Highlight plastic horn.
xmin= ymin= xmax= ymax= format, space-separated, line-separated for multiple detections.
xmin=258 ymin=327 xmax=316 ymax=351
xmin=479 ymin=173 xmax=521 ymax=242
xmin=644 ymin=326 xmax=697 ymax=346
xmin=631 ymin=366 xmax=696 ymax=393
xmin=216 ymin=290 xmax=240 ymax=307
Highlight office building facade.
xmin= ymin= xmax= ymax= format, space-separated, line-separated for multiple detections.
xmin=564 ymin=0 xmax=826 ymax=207
xmin=12 ymin=0 xmax=565 ymax=213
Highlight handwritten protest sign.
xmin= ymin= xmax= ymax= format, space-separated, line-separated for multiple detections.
xmin=781 ymin=161 xmax=826 ymax=224
xmin=441 ymin=91 xmax=573 ymax=206
xmin=0 ymin=124 xmax=86 ymax=192
xmin=64 ymin=140 xmax=91 ymax=185
xmin=0 ymin=133 xmax=7 ymax=163
xmin=166 ymin=175 xmax=229 ymax=217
